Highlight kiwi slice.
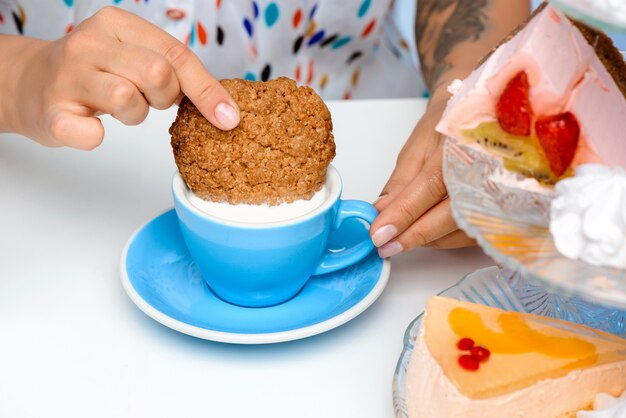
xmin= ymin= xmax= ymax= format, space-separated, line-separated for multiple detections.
xmin=461 ymin=122 xmax=562 ymax=184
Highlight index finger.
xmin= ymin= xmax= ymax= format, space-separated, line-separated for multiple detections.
xmin=93 ymin=7 xmax=240 ymax=130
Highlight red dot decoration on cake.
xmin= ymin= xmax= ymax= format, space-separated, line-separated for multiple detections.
xmin=456 ymin=337 xmax=491 ymax=371
xmin=471 ymin=346 xmax=491 ymax=362
xmin=458 ymin=354 xmax=480 ymax=371
xmin=457 ymin=337 xmax=475 ymax=351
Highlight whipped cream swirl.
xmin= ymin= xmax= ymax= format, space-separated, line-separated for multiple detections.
xmin=550 ymin=164 xmax=626 ymax=269
xmin=577 ymin=391 xmax=626 ymax=418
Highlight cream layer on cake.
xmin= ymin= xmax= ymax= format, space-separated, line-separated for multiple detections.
xmin=435 ymin=5 xmax=626 ymax=169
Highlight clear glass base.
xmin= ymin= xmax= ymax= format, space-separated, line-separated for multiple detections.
xmin=444 ymin=138 xmax=626 ymax=309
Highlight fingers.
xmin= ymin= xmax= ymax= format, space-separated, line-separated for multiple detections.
xmin=370 ymin=92 xmax=465 ymax=256
xmin=47 ymin=109 xmax=105 ymax=150
xmin=88 ymin=41 xmax=180 ymax=110
xmin=90 ymin=7 xmax=240 ymax=130
xmin=38 ymin=7 xmax=239 ymax=151
xmin=425 ymin=230 xmax=475 ymax=249
xmin=75 ymin=71 xmax=149 ymax=126
xmin=374 ymin=127 xmax=430 ymax=213
xmin=374 ymin=200 xmax=476 ymax=255
xmin=371 ymin=150 xmax=447 ymax=248
xmin=375 ymin=115 xmax=446 ymax=213
xmin=376 ymin=199 xmax=458 ymax=257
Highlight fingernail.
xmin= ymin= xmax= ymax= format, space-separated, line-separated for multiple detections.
xmin=371 ymin=224 xmax=397 ymax=247
xmin=373 ymin=194 xmax=388 ymax=205
xmin=378 ymin=241 xmax=403 ymax=258
xmin=215 ymin=102 xmax=239 ymax=130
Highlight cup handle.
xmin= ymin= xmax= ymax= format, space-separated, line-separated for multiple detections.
xmin=312 ymin=200 xmax=378 ymax=276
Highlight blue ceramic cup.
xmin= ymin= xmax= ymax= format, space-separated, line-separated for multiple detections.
xmin=172 ymin=165 xmax=378 ymax=307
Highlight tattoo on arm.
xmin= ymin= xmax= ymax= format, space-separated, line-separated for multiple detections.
xmin=415 ymin=0 xmax=489 ymax=91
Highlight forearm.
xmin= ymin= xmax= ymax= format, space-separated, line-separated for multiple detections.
xmin=416 ymin=0 xmax=531 ymax=99
xmin=0 ymin=35 xmax=47 ymax=134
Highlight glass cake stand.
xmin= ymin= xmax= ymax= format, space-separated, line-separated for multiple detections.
xmin=443 ymin=137 xmax=626 ymax=309
xmin=392 ymin=266 xmax=625 ymax=418
xmin=550 ymin=0 xmax=626 ymax=33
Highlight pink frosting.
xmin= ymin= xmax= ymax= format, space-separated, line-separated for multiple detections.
xmin=436 ymin=5 xmax=626 ymax=169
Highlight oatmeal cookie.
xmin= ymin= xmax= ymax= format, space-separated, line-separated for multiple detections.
xmin=169 ymin=77 xmax=335 ymax=205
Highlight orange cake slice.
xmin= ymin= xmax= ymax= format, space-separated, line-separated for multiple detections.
xmin=406 ymin=296 xmax=626 ymax=417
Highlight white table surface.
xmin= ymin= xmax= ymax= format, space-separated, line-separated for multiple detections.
xmin=0 ymin=98 xmax=492 ymax=418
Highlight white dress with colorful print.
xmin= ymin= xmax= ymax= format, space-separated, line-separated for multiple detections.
xmin=0 ymin=0 xmax=427 ymax=99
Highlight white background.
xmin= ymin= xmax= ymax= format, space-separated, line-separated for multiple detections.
xmin=0 ymin=99 xmax=493 ymax=418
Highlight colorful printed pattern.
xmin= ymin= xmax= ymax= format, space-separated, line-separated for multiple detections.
xmin=0 ymin=0 xmax=426 ymax=99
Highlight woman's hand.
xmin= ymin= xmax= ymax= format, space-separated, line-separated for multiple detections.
xmin=369 ymin=0 xmax=530 ymax=258
xmin=370 ymin=86 xmax=475 ymax=257
xmin=0 ymin=6 xmax=240 ymax=149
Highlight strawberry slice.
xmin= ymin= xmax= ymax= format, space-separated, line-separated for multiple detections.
xmin=535 ymin=112 xmax=580 ymax=177
xmin=496 ymin=71 xmax=533 ymax=136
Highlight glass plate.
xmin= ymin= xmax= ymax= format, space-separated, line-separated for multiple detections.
xmin=392 ymin=266 xmax=626 ymax=418
xmin=550 ymin=0 xmax=626 ymax=33
xmin=443 ymin=138 xmax=626 ymax=309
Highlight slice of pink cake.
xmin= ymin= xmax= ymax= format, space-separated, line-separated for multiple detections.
xmin=436 ymin=3 xmax=626 ymax=183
